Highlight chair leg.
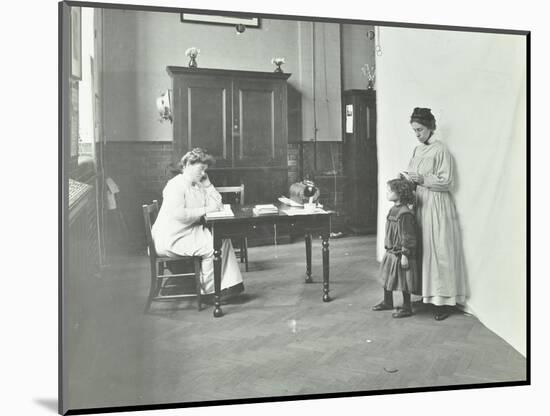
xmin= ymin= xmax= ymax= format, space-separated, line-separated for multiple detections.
xmin=194 ymin=257 xmax=202 ymax=311
xmin=145 ymin=264 xmax=157 ymax=313
xmin=238 ymin=237 xmax=244 ymax=263
xmin=157 ymin=263 xmax=165 ymax=297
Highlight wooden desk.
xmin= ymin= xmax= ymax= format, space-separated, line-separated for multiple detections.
xmin=205 ymin=204 xmax=333 ymax=317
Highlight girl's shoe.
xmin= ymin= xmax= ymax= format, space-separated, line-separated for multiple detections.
xmin=372 ymin=301 xmax=394 ymax=311
xmin=392 ymin=308 xmax=413 ymax=318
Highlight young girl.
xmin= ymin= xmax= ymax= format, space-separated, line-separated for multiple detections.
xmin=372 ymin=178 xmax=420 ymax=318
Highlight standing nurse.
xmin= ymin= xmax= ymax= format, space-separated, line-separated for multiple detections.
xmin=403 ymin=107 xmax=467 ymax=321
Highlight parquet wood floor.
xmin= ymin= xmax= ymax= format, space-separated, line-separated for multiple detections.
xmin=64 ymin=235 xmax=526 ymax=411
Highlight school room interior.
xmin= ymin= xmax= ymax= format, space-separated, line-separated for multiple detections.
xmin=61 ymin=3 xmax=527 ymax=413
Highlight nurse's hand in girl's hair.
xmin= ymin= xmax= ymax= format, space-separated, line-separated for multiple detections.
xmin=408 ymin=172 xmax=424 ymax=184
xmin=401 ymin=254 xmax=409 ymax=270
xmin=399 ymin=171 xmax=412 ymax=181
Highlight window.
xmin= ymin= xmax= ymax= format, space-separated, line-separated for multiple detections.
xmin=77 ymin=7 xmax=96 ymax=163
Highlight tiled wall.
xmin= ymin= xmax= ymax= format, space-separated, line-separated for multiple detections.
xmin=103 ymin=141 xmax=349 ymax=252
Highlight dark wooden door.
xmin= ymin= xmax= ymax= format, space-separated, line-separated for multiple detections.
xmin=173 ymin=75 xmax=232 ymax=167
xmin=232 ymin=78 xmax=287 ymax=168
xmin=343 ymin=90 xmax=377 ymax=233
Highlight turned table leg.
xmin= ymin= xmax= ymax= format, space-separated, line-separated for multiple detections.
xmin=321 ymin=231 xmax=331 ymax=302
xmin=213 ymin=233 xmax=223 ymax=318
xmin=305 ymin=232 xmax=313 ymax=283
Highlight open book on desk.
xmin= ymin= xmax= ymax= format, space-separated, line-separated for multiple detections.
xmin=205 ymin=204 xmax=234 ymax=219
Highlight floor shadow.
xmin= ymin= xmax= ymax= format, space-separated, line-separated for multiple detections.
xmin=411 ymin=303 xmax=463 ymax=319
xmin=228 ymin=293 xmax=259 ymax=304
xmin=34 ymin=398 xmax=57 ymax=413
xmin=201 ymin=292 xmax=259 ymax=306
xmin=244 ymin=260 xmax=278 ymax=272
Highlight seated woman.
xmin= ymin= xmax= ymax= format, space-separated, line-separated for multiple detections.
xmin=152 ymin=148 xmax=244 ymax=297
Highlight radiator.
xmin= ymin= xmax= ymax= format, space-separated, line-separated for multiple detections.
xmin=68 ymin=178 xmax=100 ymax=280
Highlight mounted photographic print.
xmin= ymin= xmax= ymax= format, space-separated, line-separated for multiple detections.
xmin=60 ymin=1 xmax=529 ymax=415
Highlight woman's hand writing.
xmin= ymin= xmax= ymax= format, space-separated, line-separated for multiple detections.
xmin=204 ymin=200 xmax=223 ymax=214
xmin=204 ymin=204 xmax=219 ymax=214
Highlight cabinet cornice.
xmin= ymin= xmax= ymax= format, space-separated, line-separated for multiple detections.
xmin=167 ymin=66 xmax=292 ymax=81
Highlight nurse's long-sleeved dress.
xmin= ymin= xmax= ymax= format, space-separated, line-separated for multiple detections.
xmin=407 ymin=137 xmax=467 ymax=306
xmin=151 ymin=174 xmax=243 ymax=294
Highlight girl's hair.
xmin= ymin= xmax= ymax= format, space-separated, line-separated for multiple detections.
xmin=410 ymin=107 xmax=437 ymax=130
xmin=387 ymin=178 xmax=415 ymax=205
xmin=180 ymin=147 xmax=215 ymax=167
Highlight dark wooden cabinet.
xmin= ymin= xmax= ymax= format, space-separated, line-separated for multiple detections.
xmin=167 ymin=67 xmax=291 ymax=203
xmin=343 ymin=89 xmax=377 ymax=234
xmin=232 ymin=77 xmax=288 ymax=167
xmin=173 ymin=73 xmax=233 ymax=167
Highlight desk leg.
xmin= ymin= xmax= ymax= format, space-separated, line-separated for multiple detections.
xmin=213 ymin=234 xmax=224 ymax=318
xmin=322 ymin=232 xmax=331 ymax=302
xmin=305 ymin=232 xmax=313 ymax=283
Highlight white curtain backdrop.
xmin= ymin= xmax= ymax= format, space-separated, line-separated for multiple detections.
xmin=375 ymin=27 xmax=527 ymax=355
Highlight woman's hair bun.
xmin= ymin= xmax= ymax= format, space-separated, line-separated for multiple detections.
xmin=412 ymin=107 xmax=432 ymax=116
xmin=181 ymin=147 xmax=215 ymax=167
xmin=410 ymin=107 xmax=436 ymax=130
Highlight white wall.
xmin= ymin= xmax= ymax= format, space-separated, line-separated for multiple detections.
xmin=341 ymin=24 xmax=376 ymax=91
xmin=376 ymin=27 xmax=527 ymax=355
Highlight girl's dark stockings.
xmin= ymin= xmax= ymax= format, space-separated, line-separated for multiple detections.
xmin=402 ymin=292 xmax=411 ymax=311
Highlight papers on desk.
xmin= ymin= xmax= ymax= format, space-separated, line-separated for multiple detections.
xmin=278 ymin=196 xmax=303 ymax=207
xmin=253 ymin=204 xmax=278 ymax=215
xmin=205 ymin=204 xmax=234 ymax=219
xmin=282 ymin=207 xmax=327 ymax=216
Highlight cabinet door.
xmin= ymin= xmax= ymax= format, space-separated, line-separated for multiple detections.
xmin=174 ymin=75 xmax=232 ymax=167
xmin=232 ymin=78 xmax=287 ymax=167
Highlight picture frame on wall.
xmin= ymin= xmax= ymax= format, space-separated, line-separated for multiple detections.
xmin=180 ymin=13 xmax=261 ymax=28
xmin=70 ymin=6 xmax=82 ymax=80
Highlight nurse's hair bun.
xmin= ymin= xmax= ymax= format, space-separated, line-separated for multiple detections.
xmin=410 ymin=107 xmax=436 ymax=130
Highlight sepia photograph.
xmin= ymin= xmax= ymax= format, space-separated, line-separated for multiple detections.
xmin=57 ymin=0 xmax=531 ymax=415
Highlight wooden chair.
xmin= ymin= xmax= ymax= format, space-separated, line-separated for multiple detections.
xmin=142 ymin=200 xmax=203 ymax=312
xmin=215 ymin=184 xmax=249 ymax=272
